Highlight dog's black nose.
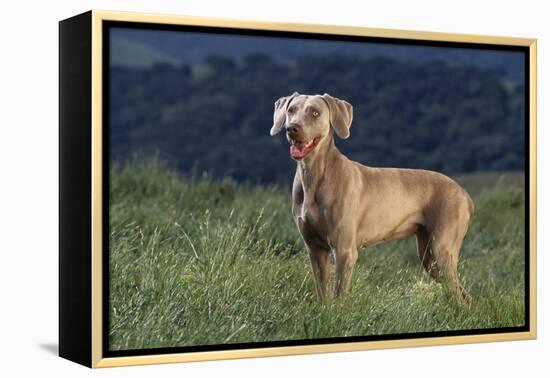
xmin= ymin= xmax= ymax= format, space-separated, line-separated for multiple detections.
xmin=286 ymin=123 xmax=301 ymax=136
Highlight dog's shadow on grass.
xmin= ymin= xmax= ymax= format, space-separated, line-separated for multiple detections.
xmin=38 ymin=343 xmax=58 ymax=355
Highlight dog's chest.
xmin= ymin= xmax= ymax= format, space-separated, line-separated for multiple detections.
xmin=293 ymin=186 xmax=331 ymax=247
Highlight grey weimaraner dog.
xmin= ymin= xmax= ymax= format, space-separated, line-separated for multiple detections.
xmin=270 ymin=92 xmax=474 ymax=302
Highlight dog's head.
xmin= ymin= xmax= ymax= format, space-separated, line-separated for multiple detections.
xmin=270 ymin=92 xmax=353 ymax=160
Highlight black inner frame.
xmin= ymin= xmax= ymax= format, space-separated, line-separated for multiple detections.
xmin=102 ymin=20 xmax=531 ymax=358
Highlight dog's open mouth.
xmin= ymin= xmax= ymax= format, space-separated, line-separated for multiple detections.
xmin=289 ymin=137 xmax=320 ymax=159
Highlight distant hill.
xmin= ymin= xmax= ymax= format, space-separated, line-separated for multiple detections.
xmin=109 ymin=52 xmax=525 ymax=185
xmin=111 ymin=35 xmax=180 ymax=68
xmin=110 ymin=27 xmax=525 ymax=80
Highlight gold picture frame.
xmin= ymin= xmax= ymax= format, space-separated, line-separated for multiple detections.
xmin=59 ymin=9 xmax=537 ymax=368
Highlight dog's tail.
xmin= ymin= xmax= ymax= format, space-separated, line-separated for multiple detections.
xmin=465 ymin=191 xmax=475 ymax=225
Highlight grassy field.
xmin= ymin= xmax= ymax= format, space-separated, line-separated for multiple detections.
xmin=109 ymin=161 xmax=526 ymax=351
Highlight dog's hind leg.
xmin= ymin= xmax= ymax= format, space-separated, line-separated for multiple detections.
xmin=429 ymin=223 xmax=472 ymax=303
xmin=416 ymin=226 xmax=439 ymax=280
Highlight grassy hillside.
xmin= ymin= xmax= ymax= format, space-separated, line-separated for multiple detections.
xmin=109 ymin=161 xmax=526 ymax=351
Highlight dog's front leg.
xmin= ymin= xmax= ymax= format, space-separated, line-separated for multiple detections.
xmin=333 ymin=247 xmax=358 ymax=298
xmin=307 ymin=246 xmax=331 ymax=302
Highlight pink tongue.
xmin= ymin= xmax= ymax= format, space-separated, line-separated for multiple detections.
xmin=290 ymin=144 xmax=306 ymax=159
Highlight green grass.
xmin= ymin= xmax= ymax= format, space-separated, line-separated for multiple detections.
xmin=109 ymin=160 xmax=526 ymax=350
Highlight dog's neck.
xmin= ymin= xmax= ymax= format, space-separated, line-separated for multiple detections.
xmin=297 ymin=135 xmax=340 ymax=193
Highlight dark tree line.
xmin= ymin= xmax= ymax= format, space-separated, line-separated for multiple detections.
xmin=110 ymin=53 xmax=525 ymax=186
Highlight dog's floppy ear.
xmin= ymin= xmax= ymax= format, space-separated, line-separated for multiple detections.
xmin=321 ymin=93 xmax=353 ymax=139
xmin=270 ymin=92 xmax=299 ymax=136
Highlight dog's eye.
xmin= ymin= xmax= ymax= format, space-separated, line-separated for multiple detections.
xmin=312 ymin=110 xmax=319 ymax=117
xmin=288 ymin=107 xmax=295 ymax=114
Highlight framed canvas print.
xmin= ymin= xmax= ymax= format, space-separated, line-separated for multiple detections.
xmin=59 ymin=10 xmax=537 ymax=368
